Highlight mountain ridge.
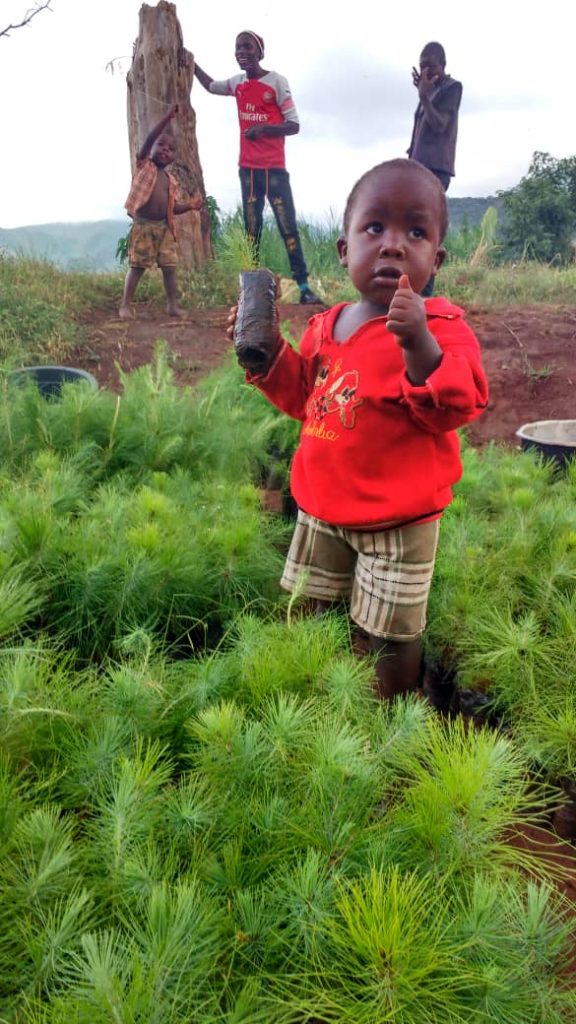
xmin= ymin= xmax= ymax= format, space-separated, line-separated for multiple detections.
xmin=1 ymin=197 xmax=504 ymax=271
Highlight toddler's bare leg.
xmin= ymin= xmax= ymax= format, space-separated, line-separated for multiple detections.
xmin=119 ymin=267 xmax=145 ymax=319
xmin=370 ymin=635 xmax=422 ymax=700
xmin=162 ymin=267 xmax=182 ymax=316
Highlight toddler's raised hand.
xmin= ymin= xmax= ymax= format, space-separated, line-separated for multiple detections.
xmin=386 ymin=274 xmax=427 ymax=348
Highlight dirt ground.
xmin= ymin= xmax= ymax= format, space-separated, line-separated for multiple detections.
xmin=72 ymin=298 xmax=576 ymax=449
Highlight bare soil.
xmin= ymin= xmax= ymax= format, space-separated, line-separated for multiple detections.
xmin=72 ymin=299 xmax=576 ymax=449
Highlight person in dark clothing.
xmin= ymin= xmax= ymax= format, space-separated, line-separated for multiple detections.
xmin=408 ymin=42 xmax=462 ymax=295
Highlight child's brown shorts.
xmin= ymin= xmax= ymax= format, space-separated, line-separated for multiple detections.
xmin=128 ymin=218 xmax=178 ymax=268
xmin=281 ymin=510 xmax=440 ymax=641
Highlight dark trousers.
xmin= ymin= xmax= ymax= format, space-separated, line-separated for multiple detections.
xmin=421 ymin=169 xmax=451 ymax=297
xmin=239 ymin=167 xmax=309 ymax=285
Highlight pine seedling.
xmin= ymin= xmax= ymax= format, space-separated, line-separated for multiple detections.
xmin=259 ymin=691 xmax=316 ymax=772
xmin=101 ymin=663 xmax=169 ymax=741
xmin=0 ymin=642 xmax=95 ymax=785
xmin=86 ymin=740 xmax=175 ymax=899
xmin=110 ymin=840 xmax=185 ymax=909
xmin=217 ymin=977 xmax=288 ymax=1024
xmin=161 ymin=773 xmax=219 ymax=859
xmin=156 ymin=656 xmax=233 ymax=754
xmin=188 ymin=378 xmax=288 ymax=484
xmin=228 ymin=886 xmax=279 ymax=971
xmin=242 ymin=789 xmax=297 ymax=869
xmin=369 ymin=691 xmax=433 ymax=783
xmin=426 ymin=514 xmax=497 ymax=660
xmin=201 ymin=833 xmax=274 ymax=896
xmin=320 ymin=653 xmax=378 ymax=720
xmin=455 ymin=605 xmax=561 ymax=708
xmin=280 ymin=718 xmax=380 ymax=864
xmin=56 ymin=715 xmax=134 ymax=811
xmin=26 ymin=449 xmax=94 ymax=515
xmin=516 ymin=694 xmax=576 ymax=781
xmin=223 ymin=612 xmax=351 ymax=704
xmin=0 ymin=752 xmax=25 ymax=853
xmin=270 ymin=847 xmax=337 ymax=961
xmin=215 ymin=214 xmax=259 ymax=272
xmin=188 ymin=700 xmax=272 ymax=811
xmin=377 ymin=717 xmax=553 ymax=882
xmin=5 ymin=805 xmax=78 ymax=908
xmin=450 ymin=875 xmax=576 ymax=1023
xmin=294 ymin=866 xmax=465 ymax=1024
xmin=0 ymin=566 xmax=46 ymax=639
xmin=10 ymin=888 xmax=96 ymax=1007
xmin=56 ymin=928 xmax=144 ymax=1023
xmin=113 ymin=879 xmax=225 ymax=1018
xmin=304 ymin=716 xmax=378 ymax=810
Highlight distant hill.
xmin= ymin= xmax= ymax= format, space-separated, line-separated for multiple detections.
xmin=0 ymin=220 xmax=130 ymax=272
xmin=0 ymin=198 xmax=504 ymax=271
xmin=447 ymin=195 xmax=505 ymax=232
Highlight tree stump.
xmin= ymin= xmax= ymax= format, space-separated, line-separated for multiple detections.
xmin=126 ymin=1 xmax=212 ymax=267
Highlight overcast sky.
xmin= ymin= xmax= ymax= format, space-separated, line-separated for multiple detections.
xmin=1 ymin=0 xmax=574 ymax=228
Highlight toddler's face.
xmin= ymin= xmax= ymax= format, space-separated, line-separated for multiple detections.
xmin=337 ymin=168 xmax=445 ymax=306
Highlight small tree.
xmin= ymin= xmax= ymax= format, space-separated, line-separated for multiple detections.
xmin=499 ymin=151 xmax=576 ymax=263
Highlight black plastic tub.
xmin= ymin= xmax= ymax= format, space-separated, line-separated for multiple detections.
xmin=516 ymin=420 xmax=576 ymax=470
xmin=8 ymin=365 xmax=98 ymax=398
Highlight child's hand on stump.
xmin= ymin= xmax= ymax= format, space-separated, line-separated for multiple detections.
xmin=387 ymin=274 xmax=427 ymax=348
xmin=226 ymin=306 xmax=238 ymax=342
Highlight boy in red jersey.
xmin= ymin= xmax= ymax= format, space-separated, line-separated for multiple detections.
xmin=120 ymin=105 xmax=203 ymax=320
xmin=229 ymin=159 xmax=488 ymax=699
xmin=193 ymin=31 xmax=322 ymax=305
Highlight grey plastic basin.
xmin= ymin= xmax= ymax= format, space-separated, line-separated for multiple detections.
xmin=8 ymin=365 xmax=98 ymax=398
xmin=516 ymin=420 xmax=576 ymax=470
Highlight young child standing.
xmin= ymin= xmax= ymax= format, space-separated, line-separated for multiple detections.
xmin=119 ymin=104 xmax=203 ymax=320
xmin=193 ymin=31 xmax=322 ymax=305
xmin=230 ymin=158 xmax=488 ymax=700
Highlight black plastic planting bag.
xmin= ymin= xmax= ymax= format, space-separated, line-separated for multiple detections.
xmin=234 ymin=269 xmax=279 ymax=375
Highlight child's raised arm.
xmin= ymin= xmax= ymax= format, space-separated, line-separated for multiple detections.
xmin=193 ymin=62 xmax=214 ymax=92
xmin=138 ymin=104 xmax=179 ymax=160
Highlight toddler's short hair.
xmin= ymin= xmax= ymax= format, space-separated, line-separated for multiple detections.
xmin=343 ymin=159 xmax=448 ymax=241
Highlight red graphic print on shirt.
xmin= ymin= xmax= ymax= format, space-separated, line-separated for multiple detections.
xmin=306 ymin=357 xmax=364 ymax=429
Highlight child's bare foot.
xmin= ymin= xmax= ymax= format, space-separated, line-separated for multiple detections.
xmin=167 ymin=305 xmax=184 ymax=318
xmin=118 ymin=305 xmax=134 ymax=320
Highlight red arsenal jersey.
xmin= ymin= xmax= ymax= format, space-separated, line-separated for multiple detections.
xmin=210 ymin=71 xmax=299 ymax=169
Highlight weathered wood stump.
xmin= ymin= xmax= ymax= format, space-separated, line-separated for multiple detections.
xmin=126 ymin=1 xmax=212 ymax=267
